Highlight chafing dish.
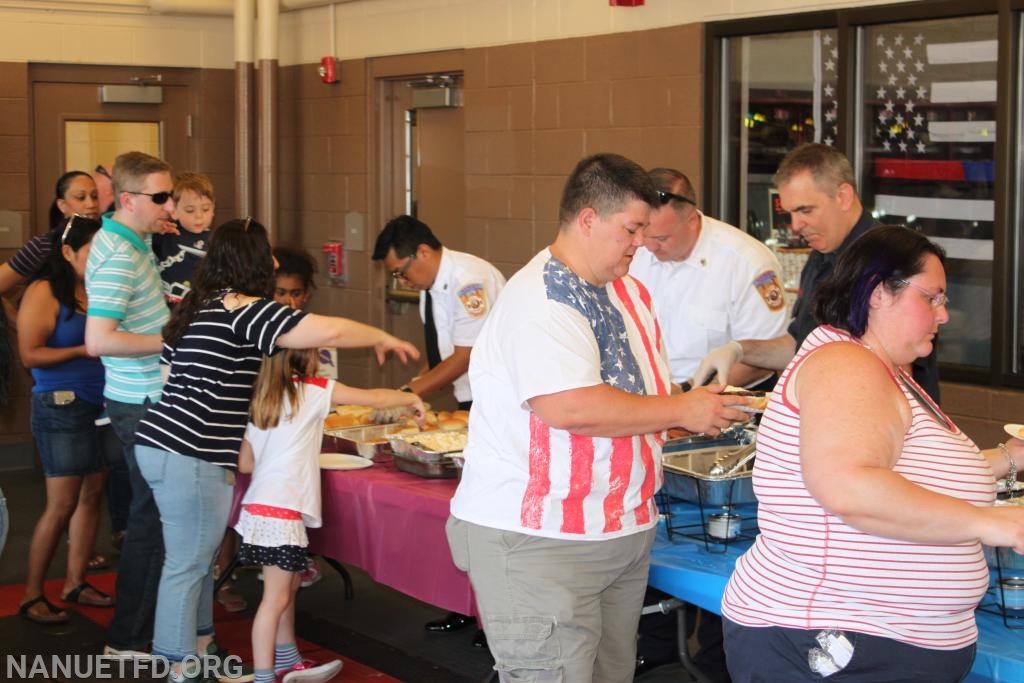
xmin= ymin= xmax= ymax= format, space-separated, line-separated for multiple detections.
xmin=388 ymin=431 xmax=467 ymax=479
xmin=662 ymin=444 xmax=756 ymax=506
xmin=663 ymin=425 xmax=755 ymax=454
xmin=323 ymin=423 xmax=414 ymax=461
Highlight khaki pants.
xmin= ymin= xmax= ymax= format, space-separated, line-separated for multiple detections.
xmin=446 ymin=516 xmax=655 ymax=683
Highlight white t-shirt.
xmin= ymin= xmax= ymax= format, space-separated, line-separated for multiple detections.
xmin=241 ymin=376 xmax=334 ymax=528
xmin=629 ymin=213 xmax=788 ymax=383
xmin=451 ymin=249 xmax=671 ymax=540
xmin=422 ymin=247 xmax=506 ymax=403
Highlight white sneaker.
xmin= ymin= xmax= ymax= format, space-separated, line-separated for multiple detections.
xmin=103 ymin=645 xmax=152 ymax=659
xmin=279 ymin=659 xmax=342 ymax=683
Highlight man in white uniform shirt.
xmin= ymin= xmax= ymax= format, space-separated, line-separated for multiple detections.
xmin=629 ymin=168 xmax=788 ymax=390
xmin=447 ymin=153 xmax=749 ymax=683
xmin=372 ymin=214 xmax=505 ymax=640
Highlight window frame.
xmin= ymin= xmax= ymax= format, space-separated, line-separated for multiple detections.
xmin=705 ymin=0 xmax=1024 ymax=389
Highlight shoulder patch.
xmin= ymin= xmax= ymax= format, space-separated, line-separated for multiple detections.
xmin=754 ymin=270 xmax=786 ymax=312
xmin=457 ymin=282 xmax=488 ymax=318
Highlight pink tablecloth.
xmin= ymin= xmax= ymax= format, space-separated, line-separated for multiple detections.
xmin=230 ymin=459 xmax=475 ymax=616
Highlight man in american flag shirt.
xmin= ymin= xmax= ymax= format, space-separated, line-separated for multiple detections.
xmin=447 ymin=153 xmax=749 ymax=683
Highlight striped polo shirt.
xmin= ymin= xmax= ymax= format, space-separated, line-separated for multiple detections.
xmin=136 ymin=297 xmax=306 ymax=467
xmin=722 ymin=325 xmax=994 ymax=650
xmin=85 ymin=216 xmax=168 ymax=404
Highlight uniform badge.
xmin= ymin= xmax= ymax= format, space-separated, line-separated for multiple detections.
xmin=458 ymin=283 xmax=488 ymax=318
xmin=754 ymin=270 xmax=785 ymax=311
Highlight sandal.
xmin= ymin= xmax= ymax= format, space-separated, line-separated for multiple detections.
xmin=19 ymin=595 xmax=70 ymax=624
xmin=87 ymin=554 xmax=110 ymax=571
xmin=61 ymin=582 xmax=114 ymax=607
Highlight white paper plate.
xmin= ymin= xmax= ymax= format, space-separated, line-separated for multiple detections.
xmin=1004 ymin=424 xmax=1024 ymax=440
xmin=319 ymin=452 xmax=374 ymax=470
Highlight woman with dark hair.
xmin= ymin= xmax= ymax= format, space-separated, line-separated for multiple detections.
xmin=721 ymin=226 xmax=1024 ymax=681
xmin=0 ymin=171 xmax=100 ymax=301
xmin=17 ymin=215 xmax=118 ymax=624
xmin=132 ymin=218 xmax=419 ymax=682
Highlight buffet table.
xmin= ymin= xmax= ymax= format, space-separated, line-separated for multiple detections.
xmin=230 ymin=457 xmax=472 ymax=616
xmin=648 ymin=504 xmax=1024 ymax=683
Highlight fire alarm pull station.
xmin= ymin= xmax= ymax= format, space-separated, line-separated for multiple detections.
xmin=319 ymin=56 xmax=339 ymax=84
xmin=323 ymin=240 xmax=346 ymax=286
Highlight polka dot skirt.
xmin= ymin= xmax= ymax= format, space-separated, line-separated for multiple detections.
xmin=235 ymin=506 xmax=309 ymax=572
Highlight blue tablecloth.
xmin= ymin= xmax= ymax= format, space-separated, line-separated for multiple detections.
xmin=647 ymin=504 xmax=1024 ymax=682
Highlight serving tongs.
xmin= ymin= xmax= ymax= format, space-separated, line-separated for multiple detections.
xmin=707 ymin=442 xmax=756 ymax=477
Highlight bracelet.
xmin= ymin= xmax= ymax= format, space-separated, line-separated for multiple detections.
xmin=1000 ymin=442 xmax=1017 ymax=492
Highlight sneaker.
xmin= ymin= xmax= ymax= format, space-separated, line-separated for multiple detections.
xmin=204 ymin=643 xmax=255 ymax=683
xmin=279 ymin=659 xmax=343 ymax=683
xmin=167 ymin=668 xmax=217 ymax=683
xmin=298 ymin=558 xmax=322 ymax=589
xmin=103 ymin=645 xmax=152 ymax=660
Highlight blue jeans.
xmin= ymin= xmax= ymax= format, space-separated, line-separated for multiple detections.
xmin=136 ymin=445 xmax=232 ymax=663
xmin=30 ymin=392 xmax=107 ymax=477
xmin=105 ymin=398 xmax=165 ymax=652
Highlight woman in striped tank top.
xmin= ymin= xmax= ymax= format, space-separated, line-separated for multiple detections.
xmin=722 ymin=226 xmax=1024 ymax=682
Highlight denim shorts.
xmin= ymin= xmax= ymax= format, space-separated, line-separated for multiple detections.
xmin=31 ymin=391 xmax=107 ymax=477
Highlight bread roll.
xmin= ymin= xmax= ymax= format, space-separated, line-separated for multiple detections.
xmin=451 ymin=410 xmax=470 ymax=422
xmin=439 ymin=418 xmax=467 ymax=431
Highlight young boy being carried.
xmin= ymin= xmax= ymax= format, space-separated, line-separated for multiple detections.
xmin=152 ymin=172 xmax=215 ymax=307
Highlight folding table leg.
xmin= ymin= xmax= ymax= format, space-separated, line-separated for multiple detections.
xmin=320 ymin=556 xmax=355 ymax=600
xmin=677 ymin=606 xmax=713 ymax=683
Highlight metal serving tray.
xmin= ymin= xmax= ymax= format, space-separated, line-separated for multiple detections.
xmin=662 ymin=445 xmax=756 ymax=506
xmin=323 ymin=423 xmax=411 ymax=461
xmin=388 ymin=430 xmax=468 ymax=479
xmin=663 ymin=425 xmax=755 ymax=454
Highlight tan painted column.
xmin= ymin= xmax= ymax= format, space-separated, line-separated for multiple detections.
xmin=234 ymin=0 xmax=256 ymax=219
xmin=256 ymin=0 xmax=279 ymax=241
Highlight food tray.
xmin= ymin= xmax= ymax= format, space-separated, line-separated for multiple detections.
xmin=663 ymin=426 xmax=755 ymax=455
xmin=388 ymin=430 xmax=468 ymax=462
xmin=662 ymin=446 xmax=756 ymax=506
xmin=388 ymin=430 xmax=467 ymax=479
xmin=392 ymin=452 xmax=461 ymax=479
xmin=323 ymin=423 xmax=414 ymax=461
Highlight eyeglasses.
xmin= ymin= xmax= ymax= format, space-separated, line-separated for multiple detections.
xmin=390 ymin=253 xmax=416 ymax=280
xmin=125 ymin=190 xmax=172 ymax=205
xmin=94 ymin=165 xmax=112 ymax=180
xmin=657 ymin=190 xmax=697 ymax=207
xmin=897 ymin=279 xmax=950 ymax=309
xmin=60 ymin=214 xmax=78 ymax=244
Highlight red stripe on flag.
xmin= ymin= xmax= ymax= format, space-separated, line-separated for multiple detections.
xmin=632 ymin=435 xmax=656 ymax=525
xmin=874 ymin=158 xmax=965 ymax=181
xmin=562 ymin=433 xmax=595 ymax=534
xmin=603 ymin=436 xmax=634 ymax=533
xmin=613 ymin=277 xmax=668 ymax=396
xmin=632 ymin=276 xmax=665 ymax=355
xmin=521 ymin=413 xmax=552 ymax=529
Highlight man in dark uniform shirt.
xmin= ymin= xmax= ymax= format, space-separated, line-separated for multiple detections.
xmin=693 ymin=143 xmax=940 ymax=402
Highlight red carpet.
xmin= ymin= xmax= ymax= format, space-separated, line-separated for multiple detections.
xmin=0 ymin=572 xmax=401 ymax=682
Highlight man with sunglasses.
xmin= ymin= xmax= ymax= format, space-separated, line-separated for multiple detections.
xmin=84 ymin=150 xmax=178 ymax=662
xmin=693 ymin=143 xmax=940 ymax=402
xmin=629 ymin=168 xmax=788 ymax=392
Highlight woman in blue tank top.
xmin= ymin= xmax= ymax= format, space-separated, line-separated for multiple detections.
xmin=16 ymin=215 xmax=118 ymax=624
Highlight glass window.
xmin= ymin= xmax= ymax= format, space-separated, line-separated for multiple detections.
xmin=858 ymin=16 xmax=997 ymax=369
xmin=722 ymin=29 xmax=838 ymax=307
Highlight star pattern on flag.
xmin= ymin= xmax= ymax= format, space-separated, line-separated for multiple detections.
xmin=874 ymin=32 xmax=929 ymax=154
xmin=543 ymin=259 xmax=645 ymax=395
xmin=818 ymin=31 xmax=839 ymax=147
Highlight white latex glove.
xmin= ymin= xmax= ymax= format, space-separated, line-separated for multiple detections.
xmin=691 ymin=341 xmax=744 ymax=387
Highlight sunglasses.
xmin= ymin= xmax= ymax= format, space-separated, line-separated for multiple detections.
xmin=60 ymin=214 xmax=79 ymax=244
xmin=657 ymin=190 xmax=697 ymax=207
xmin=126 ymin=190 xmax=172 ymax=205
xmin=94 ymin=165 xmax=112 ymax=180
